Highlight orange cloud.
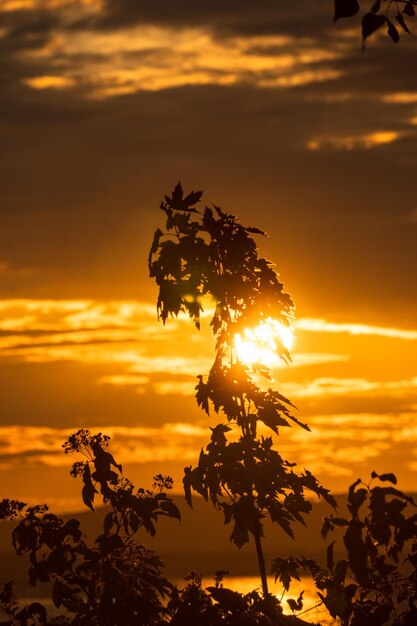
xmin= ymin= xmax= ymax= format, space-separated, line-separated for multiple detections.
xmin=307 ymin=131 xmax=400 ymax=151
xmin=296 ymin=318 xmax=417 ymax=340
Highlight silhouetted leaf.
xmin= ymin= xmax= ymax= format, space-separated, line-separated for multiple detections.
xmin=230 ymin=521 xmax=249 ymax=548
xmin=209 ymin=424 xmax=231 ymax=447
xmin=334 ymin=0 xmax=360 ymax=21
xmin=287 ymin=590 xmax=304 ymax=613
xmin=327 ymin=540 xmax=336 ymax=572
xmin=335 ymin=559 xmax=349 ymax=584
xmin=60 ymin=518 xmax=81 ymax=541
xmin=396 ymin=12 xmax=411 ymax=32
xmin=403 ymin=2 xmax=415 ymax=17
xmin=344 ymin=519 xmax=369 ymax=585
xmin=148 ymin=228 xmax=163 ymax=268
xmin=269 ymin=506 xmax=294 ymax=539
xmin=379 ymin=472 xmax=398 ymax=484
xmin=103 ymin=512 xmax=114 ymax=534
xmin=206 ymin=586 xmax=246 ymax=611
xmin=321 ymin=516 xmax=349 ymax=538
xmin=165 ymin=182 xmax=201 ymax=213
xmin=271 ymin=556 xmax=300 ymax=591
xmin=387 ymin=18 xmax=400 ymax=42
xmin=52 ymin=580 xmax=64 ymax=608
xmin=362 ymin=12 xmax=386 ymax=40
xmin=183 ymin=189 xmax=203 ymax=208
xmin=129 ymin=512 xmax=140 ymax=533
xmin=159 ymin=499 xmax=181 ymax=521
xmin=298 ymin=556 xmax=321 ymax=577
xmin=82 ymin=484 xmax=95 ymax=512
xmin=347 ymin=480 xmax=367 ymax=517
xmin=183 ymin=466 xmax=193 ymax=508
xmin=246 ymin=226 xmax=267 ymax=236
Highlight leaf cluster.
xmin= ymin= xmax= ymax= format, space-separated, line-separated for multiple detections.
xmin=317 ymin=472 xmax=417 ymax=625
xmin=334 ymin=0 xmax=415 ymax=43
xmin=149 ymin=182 xmax=293 ymax=336
xmin=0 ymin=430 xmax=315 ymax=626
xmin=150 ymin=185 xmax=335 ymax=559
xmin=184 ymin=429 xmax=335 ymax=550
xmin=168 ymin=571 xmax=287 ymax=626
xmin=0 ymin=431 xmax=180 ymax=626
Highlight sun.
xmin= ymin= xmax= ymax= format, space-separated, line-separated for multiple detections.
xmin=234 ymin=318 xmax=294 ymax=367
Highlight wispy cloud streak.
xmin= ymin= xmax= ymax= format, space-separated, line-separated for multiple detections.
xmin=296 ymin=318 xmax=417 ymax=341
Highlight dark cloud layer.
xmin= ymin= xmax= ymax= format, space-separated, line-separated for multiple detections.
xmin=72 ymin=0 xmax=331 ymax=36
xmin=0 ymin=0 xmax=417 ymax=321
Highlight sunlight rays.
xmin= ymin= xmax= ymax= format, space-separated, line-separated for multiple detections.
xmin=234 ymin=318 xmax=294 ymax=367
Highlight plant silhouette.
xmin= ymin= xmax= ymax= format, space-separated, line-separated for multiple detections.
xmin=0 ymin=427 xmax=315 ymax=625
xmin=318 ymin=471 xmax=417 ymax=625
xmin=333 ymin=0 xmax=417 ymax=43
xmin=148 ymin=183 xmax=336 ymax=601
xmin=0 ymin=430 xmax=179 ymax=625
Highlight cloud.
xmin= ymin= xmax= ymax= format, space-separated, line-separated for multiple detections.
xmin=1 ymin=300 xmax=416 ymax=404
xmin=0 ymin=0 xmax=393 ymax=101
xmin=71 ymin=0 xmax=332 ymax=38
xmin=24 ymin=75 xmax=76 ymax=89
xmin=307 ymin=130 xmax=402 ymax=151
xmin=296 ymin=318 xmax=417 ymax=341
xmin=0 ymin=300 xmax=348 ymax=377
xmin=0 ymin=423 xmax=208 ymax=469
xmin=383 ymin=92 xmax=417 ymax=104
xmin=285 ymin=376 xmax=417 ymax=399
xmin=9 ymin=24 xmax=346 ymax=97
xmin=0 ymin=410 xmax=414 ymax=496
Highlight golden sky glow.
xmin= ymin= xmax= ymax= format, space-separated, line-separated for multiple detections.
xmin=0 ymin=298 xmax=417 ymax=509
xmin=16 ymin=26 xmax=344 ymax=97
xmin=1 ymin=0 xmax=417 ymax=514
xmin=234 ymin=318 xmax=294 ymax=366
xmin=24 ymin=76 xmax=77 ymax=90
xmin=307 ymin=131 xmax=401 ymax=151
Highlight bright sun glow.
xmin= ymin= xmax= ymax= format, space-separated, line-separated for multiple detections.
xmin=234 ymin=318 xmax=294 ymax=367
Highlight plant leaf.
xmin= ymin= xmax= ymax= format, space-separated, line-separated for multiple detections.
xmin=334 ymin=0 xmax=360 ymax=21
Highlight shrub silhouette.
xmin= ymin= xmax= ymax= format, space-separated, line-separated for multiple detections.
xmin=0 ymin=430 xmax=178 ymax=625
xmin=319 ymin=472 xmax=417 ymax=625
xmin=0 ymin=428 xmax=311 ymax=625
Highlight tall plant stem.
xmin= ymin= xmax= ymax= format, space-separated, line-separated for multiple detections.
xmin=253 ymin=526 xmax=269 ymax=598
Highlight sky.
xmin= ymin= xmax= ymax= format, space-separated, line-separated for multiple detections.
xmin=1 ymin=0 xmax=417 ymax=513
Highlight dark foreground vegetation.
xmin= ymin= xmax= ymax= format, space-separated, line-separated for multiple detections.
xmin=1 ymin=186 xmax=417 ymax=625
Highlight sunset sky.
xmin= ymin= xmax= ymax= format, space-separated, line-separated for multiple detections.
xmin=1 ymin=0 xmax=417 ymax=513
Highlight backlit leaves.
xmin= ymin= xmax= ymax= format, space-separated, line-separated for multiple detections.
xmin=149 ymin=183 xmax=294 ymax=334
xmin=319 ymin=473 xmax=417 ymax=624
xmin=362 ymin=11 xmax=386 ymax=40
xmin=271 ymin=556 xmax=301 ymax=591
xmin=0 ymin=432 xmax=180 ymax=625
xmin=150 ymin=184 xmax=336 ymax=599
xmin=333 ymin=0 xmax=415 ymax=43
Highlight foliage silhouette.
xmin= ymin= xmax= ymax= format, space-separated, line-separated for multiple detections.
xmin=149 ymin=183 xmax=336 ymax=601
xmin=2 ymin=184 xmax=416 ymax=625
xmin=0 ymin=430 xmax=179 ymax=625
xmin=319 ymin=472 xmax=417 ymax=625
xmin=272 ymin=473 xmax=417 ymax=625
xmin=0 ymin=429 xmax=313 ymax=626
xmin=333 ymin=0 xmax=416 ymax=43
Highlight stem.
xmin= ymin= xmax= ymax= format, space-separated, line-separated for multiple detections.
xmin=253 ymin=525 xmax=269 ymax=598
